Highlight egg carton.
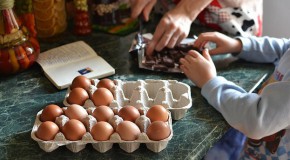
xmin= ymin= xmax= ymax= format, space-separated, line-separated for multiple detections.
xmin=31 ymin=107 xmax=173 ymax=153
xmin=64 ymin=79 xmax=192 ymax=120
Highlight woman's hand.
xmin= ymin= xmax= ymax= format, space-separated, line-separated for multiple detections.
xmin=146 ymin=9 xmax=192 ymax=55
xmin=146 ymin=0 xmax=212 ymax=56
xmin=180 ymin=49 xmax=216 ymax=88
xmin=194 ymin=32 xmax=243 ymax=55
xmin=130 ymin=0 xmax=157 ymax=21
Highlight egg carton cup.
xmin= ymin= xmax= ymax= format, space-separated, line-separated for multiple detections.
xmin=31 ymin=109 xmax=173 ymax=153
xmin=64 ymin=79 xmax=192 ymax=120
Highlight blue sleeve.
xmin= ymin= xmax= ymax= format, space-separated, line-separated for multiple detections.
xmin=236 ymin=36 xmax=290 ymax=65
xmin=201 ymin=76 xmax=290 ymax=139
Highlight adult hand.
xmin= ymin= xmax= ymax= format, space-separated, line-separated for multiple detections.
xmin=146 ymin=0 xmax=212 ymax=56
xmin=179 ymin=49 xmax=216 ymax=88
xmin=146 ymin=9 xmax=192 ymax=56
xmin=193 ymin=32 xmax=243 ymax=55
xmin=130 ymin=0 xmax=157 ymax=21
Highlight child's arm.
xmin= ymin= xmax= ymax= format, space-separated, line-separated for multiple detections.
xmin=194 ymin=32 xmax=242 ymax=55
xmin=181 ymin=33 xmax=290 ymax=139
xmin=194 ymin=32 xmax=290 ymax=64
xmin=236 ymin=36 xmax=290 ymax=64
xmin=201 ymin=76 xmax=290 ymax=140
xmin=179 ymin=48 xmax=286 ymax=140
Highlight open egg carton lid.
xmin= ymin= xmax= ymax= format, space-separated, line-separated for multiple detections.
xmin=63 ymin=79 xmax=192 ymax=120
xmin=31 ymin=108 xmax=173 ymax=153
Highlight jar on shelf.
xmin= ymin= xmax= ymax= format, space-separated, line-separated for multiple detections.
xmin=32 ymin=0 xmax=67 ymax=39
xmin=14 ymin=0 xmax=37 ymax=38
xmin=0 ymin=0 xmax=40 ymax=75
xmin=91 ymin=0 xmax=138 ymax=35
xmin=73 ymin=0 xmax=92 ymax=35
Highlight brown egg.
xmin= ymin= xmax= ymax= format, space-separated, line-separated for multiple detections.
xmin=62 ymin=119 xmax=86 ymax=141
xmin=40 ymin=104 xmax=63 ymax=122
xmin=70 ymin=75 xmax=91 ymax=91
xmin=92 ymin=105 xmax=114 ymax=122
xmin=91 ymin=88 xmax=114 ymax=106
xmin=146 ymin=105 xmax=169 ymax=122
xmin=65 ymin=104 xmax=88 ymax=122
xmin=146 ymin=121 xmax=171 ymax=141
xmin=67 ymin=87 xmax=89 ymax=106
xmin=116 ymin=121 xmax=141 ymax=141
xmin=36 ymin=121 xmax=59 ymax=141
xmin=97 ymin=78 xmax=115 ymax=90
xmin=118 ymin=105 xmax=140 ymax=122
xmin=90 ymin=121 xmax=114 ymax=141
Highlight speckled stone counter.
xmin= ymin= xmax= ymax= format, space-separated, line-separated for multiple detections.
xmin=0 ymin=25 xmax=274 ymax=160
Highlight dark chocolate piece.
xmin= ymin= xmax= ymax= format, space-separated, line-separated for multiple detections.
xmin=161 ymin=55 xmax=175 ymax=68
xmin=142 ymin=43 xmax=201 ymax=72
xmin=152 ymin=64 xmax=168 ymax=71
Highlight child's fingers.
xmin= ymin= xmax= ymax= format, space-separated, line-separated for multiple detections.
xmin=180 ymin=64 xmax=189 ymax=76
xmin=187 ymin=50 xmax=200 ymax=59
xmin=179 ymin=64 xmax=186 ymax=71
xmin=179 ymin=58 xmax=190 ymax=67
xmin=197 ymin=32 xmax=219 ymax=42
xmin=193 ymin=39 xmax=204 ymax=50
xmin=194 ymin=32 xmax=216 ymax=47
xmin=207 ymin=47 xmax=226 ymax=55
xmin=202 ymin=49 xmax=212 ymax=62
xmin=184 ymin=54 xmax=197 ymax=64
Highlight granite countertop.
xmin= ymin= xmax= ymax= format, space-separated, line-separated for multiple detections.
xmin=0 ymin=24 xmax=274 ymax=160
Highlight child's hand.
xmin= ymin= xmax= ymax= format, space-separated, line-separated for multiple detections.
xmin=194 ymin=32 xmax=242 ymax=55
xmin=180 ymin=49 xmax=216 ymax=88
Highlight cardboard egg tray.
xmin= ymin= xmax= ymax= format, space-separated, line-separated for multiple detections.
xmin=31 ymin=79 xmax=192 ymax=153
xmin=31 ymin=108 xmax=173 ymax=153
xmin=64 ymin=79 xmax=192 ymax=120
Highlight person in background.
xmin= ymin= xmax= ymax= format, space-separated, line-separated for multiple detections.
xmin=130 ymin=0 xmax=262 ymax=159
xmin=129 ymin=0 xmax=263 ymax=56
xmin=179 ymin=31 xmax=290 ymax=159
